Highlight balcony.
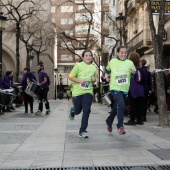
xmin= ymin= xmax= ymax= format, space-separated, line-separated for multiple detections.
xmin=127 ymin=29 xmax=152 ymax=55
xmin=127 ymin=0 xmax=139 ymax=14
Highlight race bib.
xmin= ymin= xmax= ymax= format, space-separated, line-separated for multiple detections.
xmin=79 ymin=81 xmax=90 ymax=89
xmin=115 ymin=74 xmax=128 ymax=85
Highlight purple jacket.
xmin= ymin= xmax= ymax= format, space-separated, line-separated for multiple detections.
xmin=2 ymin=75 xmax=12 ymax=89
xmin=129 ymin=67 xmax=144 ymax=98
xmin=0 ymin=77 xmax=2 ymax=89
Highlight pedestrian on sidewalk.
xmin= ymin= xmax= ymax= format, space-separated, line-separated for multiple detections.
xmin=105 ymin=46 xmax=136 ymax=135
xmin=124 ymin=52 xmax=145 ymax=126
xmin=68 ymin=50 xmax=96 ymax=138
xmin=0 ymin=69 xmax=5 ymax=115
xmin=21 ymin=67 xmax=37 ymax=113
xmin=35 ymin=63 xmax=51 ymax=115
xmin=139 ymin=59 xmax=152 ymax=121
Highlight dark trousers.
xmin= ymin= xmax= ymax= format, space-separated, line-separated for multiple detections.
xmin=24 ymin=92 xmax=33 ymax=112
xmin=0 ymin=105 xmax=2 ymax=113
xmin=106 ymin=90 xmax=127 ymax=129
xmin=73 ymin=93 xmax=93 ymax=134
xmin=143 ymin=91 xmax=149 ymax=120
xmin=38 ymin=88 xmax=50 ymax=112
xmin=128 ymin=93 xmax=145 ymax=123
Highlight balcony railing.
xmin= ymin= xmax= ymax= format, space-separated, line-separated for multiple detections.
xmin=127 ymin=29 xmax=152 ymax=53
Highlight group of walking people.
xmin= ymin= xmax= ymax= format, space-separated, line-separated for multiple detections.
xmin=0 ymin=62 xmax=51 ymax=116
xmin=68 ymin=46 xmax=167 ymax=138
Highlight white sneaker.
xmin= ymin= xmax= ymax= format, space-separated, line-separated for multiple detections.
xmin=35 ymin=110 xmax=42 ymax=115
xmin=79 ymin=132 xmax=89 ymax=138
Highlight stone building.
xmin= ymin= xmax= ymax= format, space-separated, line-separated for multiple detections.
xmin=0 ymin=0 xmax=55 ymax=99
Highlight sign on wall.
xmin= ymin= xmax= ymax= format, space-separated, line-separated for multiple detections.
xmin=151 ymin=0 xmax=170 ymax=14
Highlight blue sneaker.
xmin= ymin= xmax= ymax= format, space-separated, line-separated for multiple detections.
xmin=69 ymin=107 xmax=75 ymax=121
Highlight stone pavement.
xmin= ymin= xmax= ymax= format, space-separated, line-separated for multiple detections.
xmin=0 ymin=99 xmax=170 ymax=169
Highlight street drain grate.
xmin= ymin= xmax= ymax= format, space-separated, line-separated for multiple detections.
xmin=0 ymin=166 xmax=170 ymax=170
xmin=148 ymin=149 xmax=170 ymax=160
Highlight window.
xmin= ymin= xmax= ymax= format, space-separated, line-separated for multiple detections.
xmin=51 ymin=6 xmax=55 ymax=13
xmin=61 ymin=18 xmax=73 ymax=25
xmin=61 ymin=42 xmax=73 ymax=49
xmin=103 ymin=0 xmax=109 ymax=5
xmin=64 ymin=66 xmax=73 ymax=72
xmin=61 ymin=55 xmax=73 ymax=61
xmin=75 ymin=13 xmax=91 ymax=22
xmin=78 ymin=5 xmax=91 ymax=11
xmin=75 ymin=25 xmax=89 ymax=34
xmin=61 ymin=6 xmax=73 ymax=12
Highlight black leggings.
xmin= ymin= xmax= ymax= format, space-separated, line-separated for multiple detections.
xmin=38 ymin=88 xmax=50 ymax=111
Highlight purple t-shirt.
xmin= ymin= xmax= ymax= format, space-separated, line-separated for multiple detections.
xmin=38 ymin=71 xmax=49 ymax=88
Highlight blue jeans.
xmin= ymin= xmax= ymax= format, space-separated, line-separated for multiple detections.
xmin=73 ymin=93 xmax=93 ymax=134
xmin=106 ymin=90 xmax=127 ymax=129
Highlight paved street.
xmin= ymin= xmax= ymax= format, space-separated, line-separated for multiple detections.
xmin=0 ymin=99 xmax=170 ymax=169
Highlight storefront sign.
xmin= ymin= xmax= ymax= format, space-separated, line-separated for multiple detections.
xmin=151 ymin=0 xmax=170 ymax=14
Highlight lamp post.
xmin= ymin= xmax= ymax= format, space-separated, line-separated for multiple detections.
xmin=54 ymin=68 xmax=58 ymax=100
xmin=58 ymin=74 xmax=63 ymax=99
xmin=95 ymin=47 xmax=102 ymax=103
xmin=0 ymin=12 xmax=7 ymax=70
xmin=116 ymin=13 xmax=125 ymax=46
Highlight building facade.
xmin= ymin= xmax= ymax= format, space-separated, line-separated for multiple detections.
xmin=118 ymin=0 xmax=170 ymax=71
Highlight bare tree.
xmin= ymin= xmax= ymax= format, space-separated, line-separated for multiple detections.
xmin=146 ymin=0 xmax=169 ymax=126
xmin=56 ymin=0 xmax=99 ymax=62
xmin=20 ymin=17 xmax=55 ymax=66
xmin=0 ymin=0 xmax=46 ymax=81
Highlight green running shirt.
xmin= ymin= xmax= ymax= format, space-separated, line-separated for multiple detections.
xmin=69 ymin=62 xmax=96 ymax=96
xmin=106 ymin=58 xmax=135 ymax=92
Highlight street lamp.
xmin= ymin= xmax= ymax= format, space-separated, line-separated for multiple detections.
xmin=95 ymin=47 xmax=102 ymax=103
xmin=54 ymin=68 xmax=58 ymax=100
xmin=116 ymin=13 xmax=125 ymax=46
xmin=0 ymin=12 xmax=7 ymax=70
xmin=58 ymin=74 xmax=63 ymax=99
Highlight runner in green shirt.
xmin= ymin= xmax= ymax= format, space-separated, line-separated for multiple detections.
xmin=69 ymin=50 xmax=96 ymax=138
xmin=105 ymin=46 xmax=136 ymax=135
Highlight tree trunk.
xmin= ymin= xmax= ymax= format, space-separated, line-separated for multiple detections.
xmin=37 ymin=52 xmax=40 ymax=64
xmin=26 ymin=49 xmax=29 ymax=68
xmin=15 ymin=22 xmax=20 ymax=82
xmin=154 ymin=37 xmax=169 ymax=126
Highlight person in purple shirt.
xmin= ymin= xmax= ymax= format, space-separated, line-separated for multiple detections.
xmin=35 ymin=63 xmax=50 ymax=115
xmin=21 ymin=67 xmax=37 ymax=113
xmin=140 ymin=59 xmax=152 ymax=121
xmin=2 ymin=71 xmax=14 ymax=112
xmin=124 ymin=52 xmax=145 ymax=125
